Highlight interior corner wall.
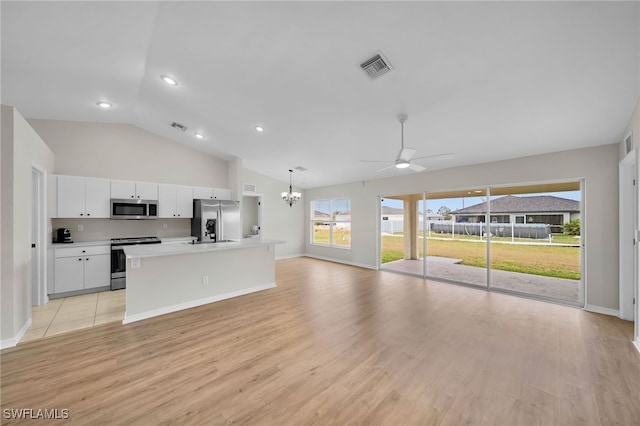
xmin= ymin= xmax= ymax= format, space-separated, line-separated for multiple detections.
xmin=1 ymin=106 xmax=55 ymax=345
xmin=305 ymin=143 xmax=620 ymax=312
xmin=242 ymin=168 xmax=305 ymax=258
xmin=26 ymin=119 xmax=229 ymax=187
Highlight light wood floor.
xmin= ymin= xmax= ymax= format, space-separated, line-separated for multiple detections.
xmin=2 ymin=257 xmax=639 ymax=425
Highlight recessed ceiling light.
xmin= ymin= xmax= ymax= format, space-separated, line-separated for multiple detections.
xmin=96 ymin=101 xmax=112 ymax=109
xmin=160 ymin=75 xmax=178 ymax=86
xmin=255 ymin=125 xmax=264 ymax=132
xmin=474 ymin=190 xmax=482 ymax=193
xmin=194 ymin=132 xmax=205 ymax=140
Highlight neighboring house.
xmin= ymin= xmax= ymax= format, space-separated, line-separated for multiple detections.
xmin=451 ymin=195 xmax=580 ymax=233
xmin=381 ymin=206 xmax=445 ymax=234
xmin=381 ymin=206 xmax=445 ymax=221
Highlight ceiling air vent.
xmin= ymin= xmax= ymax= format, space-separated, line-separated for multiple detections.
xmin=171 ymin=122 xmax=187 ymax=132
xmin=359 ymin=52 xmax=393 ymax=80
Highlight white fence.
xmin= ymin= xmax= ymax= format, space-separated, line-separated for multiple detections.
xmin=382 ymin=218 xmax=552 ymax=240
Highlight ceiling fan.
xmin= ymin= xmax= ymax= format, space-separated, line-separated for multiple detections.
xmin=361 ymin=114 xmax=454 ymax=172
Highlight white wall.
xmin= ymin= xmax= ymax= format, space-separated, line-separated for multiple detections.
xmin=1 ymin=106 xmax=55 ymax=346
xmin=305 ymin=144 xmax=620 ymax=312
xmin=242 ymin=168 xmax=305 ymax=258
xmin=28 ymin=119 xmax=229 ymax=186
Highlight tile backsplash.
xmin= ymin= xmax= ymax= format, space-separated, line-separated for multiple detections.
xmin=51 ymin=218 xmax=192 ymax=243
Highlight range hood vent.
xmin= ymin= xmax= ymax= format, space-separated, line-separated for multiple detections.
xmin=171 ymin=122 xmax=187 ymax=132
xmin=359 ymin=52 xmax=393 ymax=80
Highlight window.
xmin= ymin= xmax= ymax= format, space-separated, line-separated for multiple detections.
xmin=311 ymin=198 xmax=351 ymax=248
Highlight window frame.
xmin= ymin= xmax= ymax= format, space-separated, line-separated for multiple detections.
xmin=310 ymin=197 xmax=351 ymax=249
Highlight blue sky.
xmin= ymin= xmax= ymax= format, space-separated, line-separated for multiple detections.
xmin=382 ymin=191 xmax=581 ymax=211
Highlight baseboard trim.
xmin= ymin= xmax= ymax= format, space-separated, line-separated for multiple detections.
xmin=1 ymin=318 xmax=32 ymax=350
xmin=123 ymin=282 xmax=276 ymax=324
xmin=583 ymin=304 xmax=620 ymax=317
xmin=303 ymin=253 xmax=377 ymax=270
xmin=634 ymin=338 xmax=640 ymax=356
xmin=276 ymin=253 xmax=304 ymax=260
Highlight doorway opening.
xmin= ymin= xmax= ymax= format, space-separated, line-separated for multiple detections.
xmin=31 ymin=163 xmax=47 ymax=306
xmin=619 ymin=148 xmax=638 ymax=346
xmin=241 ymin=193 xmax=263 ymax=240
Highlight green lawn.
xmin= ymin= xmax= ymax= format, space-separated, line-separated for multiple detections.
xmin=314 ymin=228 xmax=580 ymax=280
xmin=381 ymin=235 xmax=580 ymax=280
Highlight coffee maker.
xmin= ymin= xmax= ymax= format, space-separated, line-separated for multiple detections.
xmin=56 ymin=228 xmax=72 ymax=243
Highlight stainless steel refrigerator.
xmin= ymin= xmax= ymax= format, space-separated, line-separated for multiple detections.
xmin=192 ymin=199 xmax=241 ymax=242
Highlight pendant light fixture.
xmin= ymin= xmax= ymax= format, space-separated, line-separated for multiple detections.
xmin=281 ymin=169 xmax=301 ymax=207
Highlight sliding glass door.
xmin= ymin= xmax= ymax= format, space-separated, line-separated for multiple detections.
xmin=424 ymin=190 xmax=487 ymax=288
xmin=378 ymin=181 xmax=584 ymax=306
xmin=488 ymin=183 xmax=583 ymax=305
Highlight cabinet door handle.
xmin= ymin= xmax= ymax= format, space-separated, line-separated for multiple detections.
xmin=87 ymin=213 xmax=90 ymax=216
xmin=86 ymin=258 xmax=89 ymax=261
xmin=80 ymin=213 xmax=83 ymax=216
xmin=82 ymin=250 xmax=86 ymax=253
xmin=78 ymin=258 xmax=82 ymax=261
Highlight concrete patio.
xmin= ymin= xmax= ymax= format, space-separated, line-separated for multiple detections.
xmin=382 ymin=256 xmax=581 ymax=304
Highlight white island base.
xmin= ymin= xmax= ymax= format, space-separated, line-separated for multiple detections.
xmin=122 ymin=240 xmax=282 ymax=324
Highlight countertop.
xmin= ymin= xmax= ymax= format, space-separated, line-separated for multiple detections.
xmin=124 ymin=239 xmax=285 ymax=258
xmin=49 ymin=236 xmax=197 ymax=248
xmin=49 ymin=240 xmax=110 ymax=248
xmin=160 ymin=236 xmax=198 ymax=243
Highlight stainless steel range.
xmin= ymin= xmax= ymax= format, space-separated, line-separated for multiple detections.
xmin=110 ymin=236 xmax=161 ymax=290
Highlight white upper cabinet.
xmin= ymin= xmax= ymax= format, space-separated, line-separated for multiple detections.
xmin=111 ymin=180 xmax=158 ymax=200
xmin=158 ymin=184 xmax=194 ymax=218
xmin=136 ymin=182 xmax=158 ymax=200
xmin=57 ymin=176 xmax=85 ymax=218
xmin=213 ymin=188 xmax=232 ymax=200
xmin=85 ymin=178 xmax=111 ymax=217
xmin=193 ymin=186 xmax=232 ymax=200
xmin=57 ymin=175 xmax=110 ymax=218
xmin=192 ymin=186 xmax=214 ymax=200
xmin=176 ymin=185 xmax=194 ymax=218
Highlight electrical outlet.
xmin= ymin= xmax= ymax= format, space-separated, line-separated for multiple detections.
xmin=131 ymin=257 xmax=141 ymax=269
xmin=77 ymin=224 xmax=84 ymax=232
xmin=163 ymin=223 xmax=168 ymax=229
xmin=202 ymin=275 xmax=209 ymax=284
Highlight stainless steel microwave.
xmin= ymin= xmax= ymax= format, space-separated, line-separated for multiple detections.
xmin=110 ymin=199 xmax=158 ymax=220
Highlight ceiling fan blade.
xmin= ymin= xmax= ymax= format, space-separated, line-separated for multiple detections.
xmin=412 ymin=153 xmax=455 ymax=161
xmin=408 ymin=163 xmax=426 ymax=172
xmin=398 ymin=148 xmax=416 ymax=161
xmin=376 ymin=164 xmax=397 ymax=172
xmin=361 ymin=160 xmax=393 ymax=163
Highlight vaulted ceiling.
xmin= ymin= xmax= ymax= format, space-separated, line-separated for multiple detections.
xmin=2 ymin=1 xmax=638 ymax=188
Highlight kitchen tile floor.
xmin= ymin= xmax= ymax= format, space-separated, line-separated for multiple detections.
xmin=20 ymin=290 xmax=126 ymax=343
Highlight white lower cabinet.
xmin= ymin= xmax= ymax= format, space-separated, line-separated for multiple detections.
xmin=53 ymin=245 xmax=110 ymax=294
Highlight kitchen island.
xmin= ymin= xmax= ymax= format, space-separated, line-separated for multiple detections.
xmin=122 ymin=239 xmax=284 ymax=323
